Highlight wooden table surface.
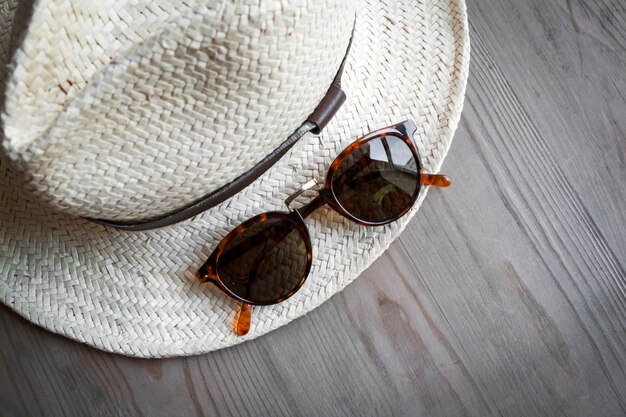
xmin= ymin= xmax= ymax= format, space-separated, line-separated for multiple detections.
xmin=2 ymin=0 xmax=625 ymax=416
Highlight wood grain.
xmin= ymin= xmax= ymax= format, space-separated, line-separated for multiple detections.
xmin=1 ymin=0 xmax=625 ymax=416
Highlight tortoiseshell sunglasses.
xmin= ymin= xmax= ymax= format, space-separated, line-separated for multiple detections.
xmin=197 ymin=120 xmax=450 ymax=335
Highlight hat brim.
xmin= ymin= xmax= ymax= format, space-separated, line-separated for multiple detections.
xmin=0 ymin=0 xmax=470 ymax=357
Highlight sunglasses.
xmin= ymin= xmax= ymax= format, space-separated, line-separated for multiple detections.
xmin=197 ymin=120 xmax=450 ymax=335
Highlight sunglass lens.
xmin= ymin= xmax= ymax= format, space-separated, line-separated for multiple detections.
xmin=216 ymin=215 xmax=309 ymax=304
xmin=331 ymin=135 xmax=419 ymax=223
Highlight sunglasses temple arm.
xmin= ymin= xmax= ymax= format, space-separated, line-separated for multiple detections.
xmin=234 ymin=302 xmax=252 ymax=336
xmin=420 ymin=173 xmax=451 ymax=187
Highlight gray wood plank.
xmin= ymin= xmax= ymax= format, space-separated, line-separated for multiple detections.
xmin=1 ymin=0 xmax=625 ymax=416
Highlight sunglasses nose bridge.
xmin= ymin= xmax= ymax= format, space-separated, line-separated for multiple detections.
xmin=284 ymin=178 xmax=321 ymax=212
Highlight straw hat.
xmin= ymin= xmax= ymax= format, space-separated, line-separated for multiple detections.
xmin=0 ymin=0 xmax=470 ymax=357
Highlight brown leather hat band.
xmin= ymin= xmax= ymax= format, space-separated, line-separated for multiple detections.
xmin=87 ymin=21 xmax=354 ymax=231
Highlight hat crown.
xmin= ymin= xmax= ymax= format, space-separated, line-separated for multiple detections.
xmin=1 ymin=0 xmax=356 ymax=221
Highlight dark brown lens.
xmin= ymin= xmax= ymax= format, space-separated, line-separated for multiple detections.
xmin=216 ymin=215 xmax=309 ymax=304
xmin=330 ymin=135 xmax=419 ymax=223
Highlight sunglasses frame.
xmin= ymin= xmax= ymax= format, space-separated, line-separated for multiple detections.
xmin=198 ymin=120 xmax=424 ymax=306
xmin=198 ymin=211 xmax=314 ymax=306
xmin=323 ymin=119 xmax=423 ymax=226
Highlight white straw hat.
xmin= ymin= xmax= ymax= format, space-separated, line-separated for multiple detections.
xmin=0 ymin=0 xmax=470 ymax=357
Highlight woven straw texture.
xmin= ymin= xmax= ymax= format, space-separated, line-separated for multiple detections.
xmin=1 ymin=0 xmax=354 ymax=221
xmin=0 ymin=0 xmax=470 ymax=357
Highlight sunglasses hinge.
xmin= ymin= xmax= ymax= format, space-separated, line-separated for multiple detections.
xmin=197 ymin=263 xmax=218 ymax=284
